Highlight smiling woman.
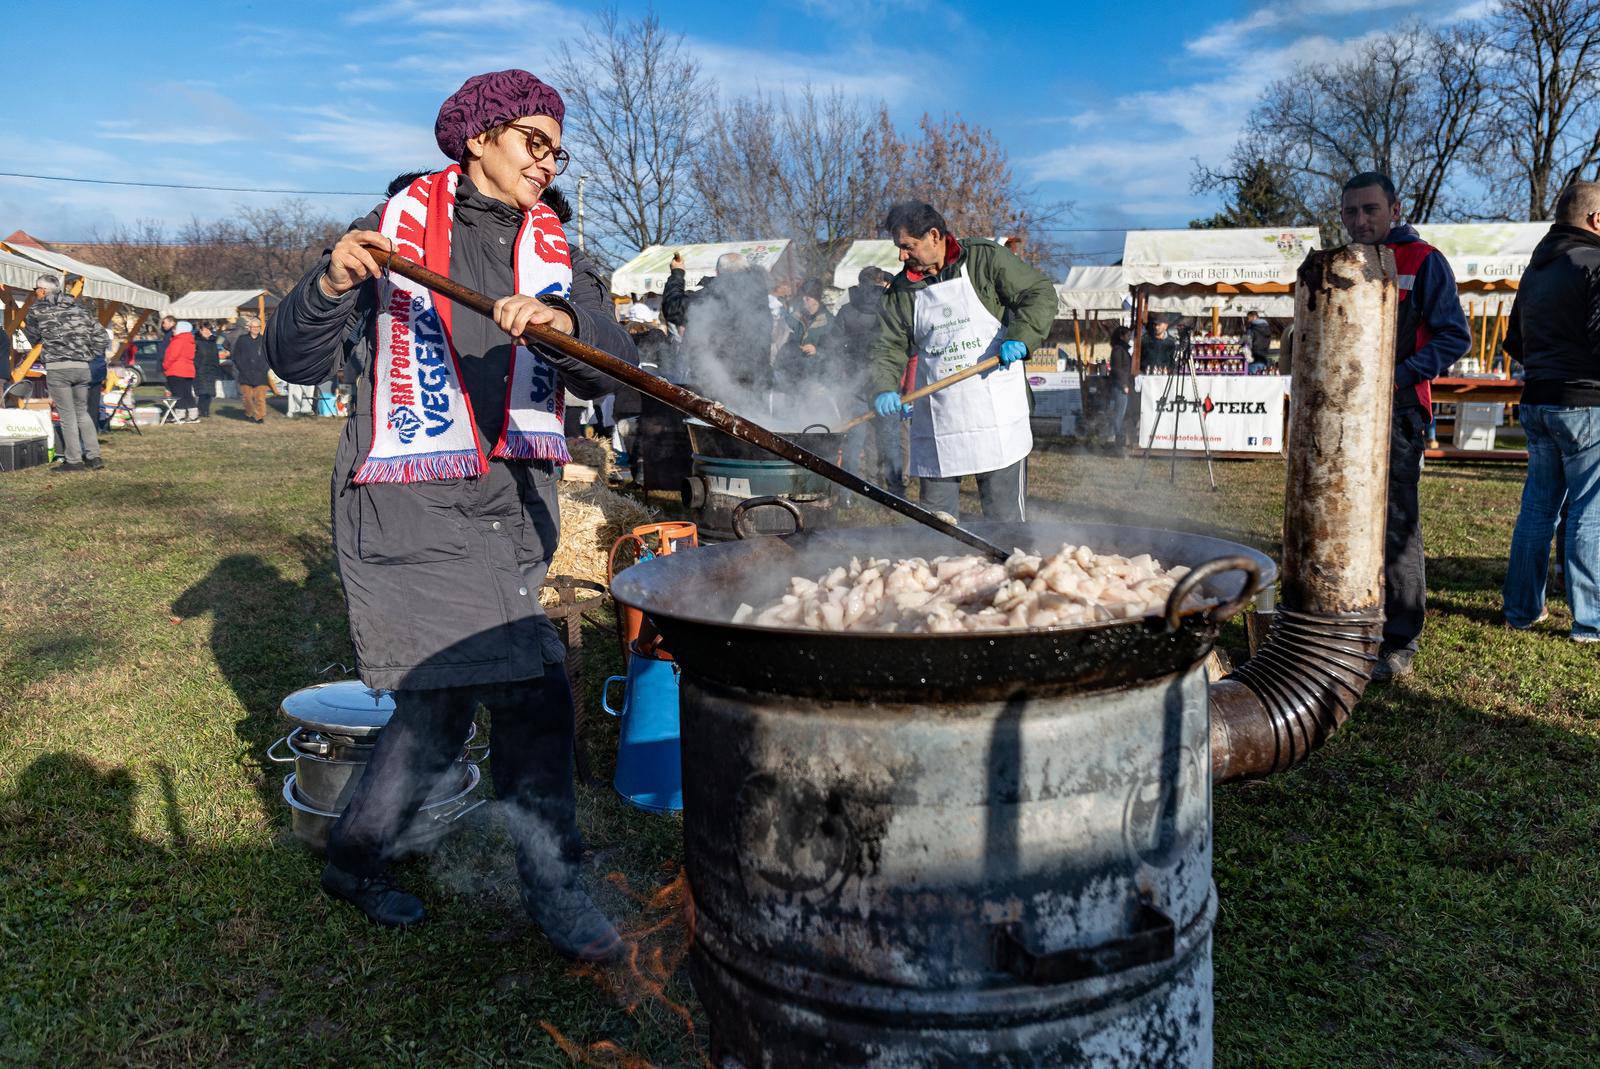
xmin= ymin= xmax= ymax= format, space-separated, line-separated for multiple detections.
xmin=264 ymin=69 xmax=638 ymax=961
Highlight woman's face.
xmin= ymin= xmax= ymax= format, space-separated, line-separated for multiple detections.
xmin=802 ymin=295 xmax=821 ymax=317
xmin=466 ymin=114 xmax=562 ymax=210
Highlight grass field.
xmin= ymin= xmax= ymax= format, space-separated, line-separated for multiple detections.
xmin=2 ymin=396 xmax=1598 ymax=1068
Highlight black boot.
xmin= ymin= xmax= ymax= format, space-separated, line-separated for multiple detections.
xmin=521 ymin=878 xmax=623 ymax=963
xmin=321 ymin=861 xmax=426 ymax=928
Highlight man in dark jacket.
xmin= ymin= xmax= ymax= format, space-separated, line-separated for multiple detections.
xmin=662 ymin=251 xmax=779 ymax=407
xmin=1501 ymin=180 xmax=1600 ymax=641
xmin=24 ymin=275 xmax=105 ymax=471
xmin=231 ymin=318 xmax=270 ymax=423
xmin=1141 ymin=318 xmax=1177 ymax=372
xmin=1340 ymin=171 xmax=1471 ymax=681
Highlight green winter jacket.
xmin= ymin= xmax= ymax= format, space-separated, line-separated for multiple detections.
xmin=867 ymin=237 xmax=1057 ymax=396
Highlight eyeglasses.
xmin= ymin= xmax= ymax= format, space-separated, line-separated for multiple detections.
xmin=504 ymin=123 xmax=570 ymax=175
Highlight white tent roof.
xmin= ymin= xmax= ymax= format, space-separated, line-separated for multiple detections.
xmin=830 ymin=240 xmax=901 ymax=290
xmin=611 ymin=240 xmax=795 ymax=296
xmin=0 ymin=242 xmax=167 ymax=310
xmin=164 ymin=289 xmax=275 ymax=319
xmin=1412 ymin=222 xmax=1546 ymax=285
xmin=1123 ymin=227 xmax=1319 ymax=287
xmin=1055 ymin=265 xmax=1127 ymax=314
xmin=1146 ymin=291 xmax=1297 ymax=318
xmin=0 ymin=247 xmax=46 ymax=292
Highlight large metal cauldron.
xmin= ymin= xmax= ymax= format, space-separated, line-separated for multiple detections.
xmin=680 ymin=418 xmax=841 ymax=541
xmin=611 ymin=522 xmax=1272 ymax=1068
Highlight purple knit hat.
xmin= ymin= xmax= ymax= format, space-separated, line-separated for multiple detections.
xmin=434 ymin=69 xmax=565 ymax=161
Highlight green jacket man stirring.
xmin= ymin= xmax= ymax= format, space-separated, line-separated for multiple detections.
xmin=868 ymin=202 xmax=1057 ymax=520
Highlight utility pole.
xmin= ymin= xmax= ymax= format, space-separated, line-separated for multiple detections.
xmin=576 ymin=174 xmax=588 ymax=252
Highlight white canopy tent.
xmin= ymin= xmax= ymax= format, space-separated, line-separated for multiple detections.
xmin=0 ymin=242 xmax=166 ymax=311
xmin=1414 ymin=222 xmax=1547 ymax=315
xmin=0 ymin=247 xmax=48 ymax=293
xmin=1122 ymin=227 xmax=1317 ymax=323
xmin=611 ymin=240 xmax=797 ymax=297
xmin=1122 ymin=227 xmax=1318 ymax=288
xmin=830 ymin=240 xmax=902 ymax=291
xmin=1055 ymin=265 xmax=1129 ymax=316
xmin=164 ymin=289 xmax=276 ymax=321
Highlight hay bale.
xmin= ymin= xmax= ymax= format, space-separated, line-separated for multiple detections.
xmin=547 ymin=481 xmax=654 ymax=592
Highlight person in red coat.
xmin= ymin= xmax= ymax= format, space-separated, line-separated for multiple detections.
xmin=161 ymin=321 xmax=198 ymax=423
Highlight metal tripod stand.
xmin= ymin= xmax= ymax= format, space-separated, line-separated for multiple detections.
xmin=1134 ymin=355 xmax=1219 ymax=491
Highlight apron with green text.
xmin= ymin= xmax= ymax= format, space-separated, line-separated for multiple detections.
xmin=908 ymin=264 xmax=1032 ymax=479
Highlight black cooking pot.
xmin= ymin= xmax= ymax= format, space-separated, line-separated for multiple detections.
xmin=609 ymin=521 xmax=1274 ymax=701
xmin=685 ymin=418 xmax=844 ymax=463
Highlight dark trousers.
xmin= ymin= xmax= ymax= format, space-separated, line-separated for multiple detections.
xmin=167 ymin=376 xmax=195 ymax=407
xmin=1385 ymin=404 xmax=1428 ymax=653
xmin=326 ymin=668 xmax=581 ymax=889
xmin=919 ymin=457 xmax=1028 ymax=522
xmin=196 ymin=391 xmax=213 ymax=417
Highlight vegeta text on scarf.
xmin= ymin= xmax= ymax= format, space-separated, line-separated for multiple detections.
xmin=355 ymin=165 xmax=571 ymax=484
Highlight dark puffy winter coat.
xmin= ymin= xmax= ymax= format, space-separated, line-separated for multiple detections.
xmin=1503 ymin=222 xmax=1600 ymax=407
xmin=268 ymin=176 xmax=637 ymax=691
xmin=193 ymin=334 xmax=221 ymax=392
xmin=230 ymin=332 xmax=270 ymax=387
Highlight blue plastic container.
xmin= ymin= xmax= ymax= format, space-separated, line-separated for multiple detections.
xmin=314 ymin=392 xmax=338 ymax=417
xmin=602 ymin=644 xmax=683 ymax=813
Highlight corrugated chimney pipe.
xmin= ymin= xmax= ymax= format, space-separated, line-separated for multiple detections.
xmin=1210 ymin=244 xmax=1397 ymax=783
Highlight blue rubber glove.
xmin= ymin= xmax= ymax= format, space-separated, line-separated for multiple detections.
xmin=874 ymin=391 xmax=910 ymax=417
xmin=998 ymin=339 xmax=1029 ymax=367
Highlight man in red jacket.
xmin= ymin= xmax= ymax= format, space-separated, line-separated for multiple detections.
xmin=1340 ymin=172 xmax=1471 ymax=681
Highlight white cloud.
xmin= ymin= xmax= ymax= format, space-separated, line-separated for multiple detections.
xmin=99 ymin=126 xmax=246 ymax=146
xmin=1186 ymin=0 xmax=1428 ymax=55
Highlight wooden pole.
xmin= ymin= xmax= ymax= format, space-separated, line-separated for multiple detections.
xmin=370 ymin=246 xmax=1012 ymax=561
xmin=1210 ymin=305 xmax=1220 ymax=338
xmin=256 ymin=294 xmax=265 ymax=325
xmin=1131 ymin=286 xmax=1145 ymax=377
xmin=836 ymin=356 xmax=1004 ymax=432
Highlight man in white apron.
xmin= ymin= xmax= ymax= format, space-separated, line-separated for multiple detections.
xmin=867 ymin=202 xmax=1058 ymax=521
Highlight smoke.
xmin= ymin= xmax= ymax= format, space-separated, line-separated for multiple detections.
xmin=672 ymin=264 xmax=858 ymax=431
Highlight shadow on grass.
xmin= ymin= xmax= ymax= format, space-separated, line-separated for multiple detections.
xmin=172 ymin=545 xmax=345 ymax=822
xmin=0 ymin=749 xmax=698 ymax=1068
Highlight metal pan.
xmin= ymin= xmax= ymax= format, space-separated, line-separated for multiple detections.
xmin=609 ymin=521 xmax=1274 ymax=701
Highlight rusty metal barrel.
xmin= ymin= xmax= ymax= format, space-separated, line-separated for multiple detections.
xmin=613 ymin=522 xmax=1272 ymax=1068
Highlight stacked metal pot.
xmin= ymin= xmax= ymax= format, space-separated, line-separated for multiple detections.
xmin=269 ymin=680 xmax=486 ymax=853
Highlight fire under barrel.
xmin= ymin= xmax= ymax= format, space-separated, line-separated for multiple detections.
xmin=614 ymin=523 xmax=1270 ymax=1068
xmin=613 ymin=245 xmax=1396 ymax=1067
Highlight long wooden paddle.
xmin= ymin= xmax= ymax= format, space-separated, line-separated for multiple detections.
xmin=834 ymin=354 xmax=1004 ymax=433
xmin=366 ymin=246 xmax=1011 ymax=561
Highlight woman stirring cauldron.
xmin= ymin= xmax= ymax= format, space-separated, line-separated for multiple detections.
xmin=268 ymin=70 xmax=636 ymax=961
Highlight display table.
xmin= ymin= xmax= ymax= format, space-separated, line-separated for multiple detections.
xmin=1135 ymin=374 xmax=1289 ymax=455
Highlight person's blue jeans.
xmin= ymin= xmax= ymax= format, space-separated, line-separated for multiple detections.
xmin=1103 ymin=388 xmax=1129 ymax=443
xmin=1502 ymin=404 xmax=1600 ymax=637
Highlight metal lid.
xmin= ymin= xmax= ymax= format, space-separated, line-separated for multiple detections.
xmin=279 ymin=680 xmax=395 ymax=736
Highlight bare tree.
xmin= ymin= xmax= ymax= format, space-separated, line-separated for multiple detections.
xmin=553 ymin=8 xmax=711 ymax=267
xmin=1195 ymin=25 xmax=1492 ymax=228
xmin=694 ymin=88 xmax=901 ymax=274
xmin=1489 ymin=0 xmax=1600 ymax=218
xmin=79 ymin=201 xmax=344 ymax=297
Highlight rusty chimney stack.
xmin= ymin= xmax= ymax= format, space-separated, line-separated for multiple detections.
xmin=1210 ymin=244 xmax=1397 ymax=782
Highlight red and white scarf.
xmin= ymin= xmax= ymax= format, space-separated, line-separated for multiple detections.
xmin=355 ymin=165 xmax=571 ymax=484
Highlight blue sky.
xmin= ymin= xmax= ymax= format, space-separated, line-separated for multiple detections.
xmin=0 ymin=0 xmax=1487 ymax=265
